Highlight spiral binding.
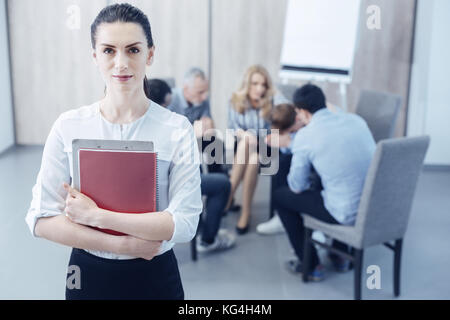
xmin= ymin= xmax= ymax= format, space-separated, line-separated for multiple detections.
xmin=155 ymin=154 xmax=159 ymax=212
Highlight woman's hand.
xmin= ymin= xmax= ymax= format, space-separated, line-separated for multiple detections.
xmin=63 ymin=183 xmax=101 ymax=227
xmin=119 ymin=236 xmax=162 ymax=260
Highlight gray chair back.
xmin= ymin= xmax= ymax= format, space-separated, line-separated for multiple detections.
xmin=276 ymin=83 xmax=297 ymax=103
xmin=354 ymin=136 xmax=430 ymax=248
xmin=355 ymin=90 xmax=402 ymax=142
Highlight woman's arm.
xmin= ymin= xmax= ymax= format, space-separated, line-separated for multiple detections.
xmin=35 ymin=214 xmax=122 ymax=252
xmin=35 ymin=214 xmax=162 ymax=260
xmin=97 ymin=210 xmax=174 ymax=241
xmin=63 ymin=183 xmax=174 ymax=241
xmin=228 ymin=101 xmax=242 ymax=131
xmin=63 ymin=118 xmax=202 ymax=243
xmin=25 ymin=115 xmax=161 ymax=260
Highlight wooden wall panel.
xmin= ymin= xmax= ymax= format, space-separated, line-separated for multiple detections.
xmin=10 ymin=0 xmax=415 ymax=143
xmin=210 ymin=0 xmax=288 ymax=132
xmin=111 ymin=0 xmax=209 ymax=89
xmin=11 ymin=0 xmax=208 ymax=144
xmin=348 ymin=0 xmax=416 ymax=136
xmin=9 ymin=0 xmax=107 ymax=144
xmin=210 ymin=0 xmax=415 ymax=137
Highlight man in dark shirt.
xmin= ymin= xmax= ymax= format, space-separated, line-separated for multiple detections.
xmin=168 ymin=67 xmax=214 ymax=136
xmin=168 ymin=67 xmax=223 ymax=173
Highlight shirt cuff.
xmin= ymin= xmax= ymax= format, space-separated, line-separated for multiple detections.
xmin=165 ymin=207 xmax=199 ymax=244
xmin=25 ymin=210 xmax=61 ymax=238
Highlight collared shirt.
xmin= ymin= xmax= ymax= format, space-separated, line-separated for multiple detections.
xmin=167 ymin=87 xmax=211 ymax=124
xmin=280 ymin=132 xmax=297 ymax=154
xmin=287 ymin=108 xmax=375 ymax=225
xmin=25 ymin=101 xmax=203 ymax=259
xmin=227 ymin=93 xmax=289 ymax=132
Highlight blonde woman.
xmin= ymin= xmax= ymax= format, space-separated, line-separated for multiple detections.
xmin=227 ymin=65 xmax=288 ymax=234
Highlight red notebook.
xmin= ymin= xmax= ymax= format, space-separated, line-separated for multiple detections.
xmin=79 ymin=149 xmax=157 ymax=236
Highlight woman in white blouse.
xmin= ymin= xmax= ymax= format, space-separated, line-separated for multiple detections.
xmin=227 ymin=65 xmax=288 ymax=234
xmin=25 ymin=3 xmax=202 ymax=300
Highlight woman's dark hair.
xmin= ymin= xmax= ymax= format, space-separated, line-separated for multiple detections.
xmin=146 ymin=79 xmax=172 ymax=106
xmin=293 ymin=84 xmax=326 ymax=114
xmin=91 ymin=3 xmax=154 ymax=99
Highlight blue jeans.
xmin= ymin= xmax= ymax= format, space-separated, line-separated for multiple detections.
xmin=200 ymin=173 xmax=231 ymax=244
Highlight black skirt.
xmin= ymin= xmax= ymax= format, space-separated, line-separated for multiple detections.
xmin=65 ymin=248 xmax=184 ymax=300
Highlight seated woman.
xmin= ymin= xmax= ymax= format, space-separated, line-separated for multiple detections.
xmin=226 ymin=65 xmax=288 ymax=234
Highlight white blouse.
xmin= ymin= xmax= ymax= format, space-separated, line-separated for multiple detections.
xmin=25 ymin=101 xmax=203 ymax=259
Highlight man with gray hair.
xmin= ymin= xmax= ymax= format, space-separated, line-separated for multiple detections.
xmin=168 ymin=67 xmax=222 ymax=173
xmin=168 ymin=68 xmax=236 ymax=251
xmin=168 ymin=67 xmax=214 ymax=136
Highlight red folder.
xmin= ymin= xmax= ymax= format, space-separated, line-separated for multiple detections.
xmin=79 ymin=149 xmax=157 ymax=236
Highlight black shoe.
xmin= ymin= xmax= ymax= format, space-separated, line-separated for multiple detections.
xmin=236 ymin=224 xmax=249 ymax=235
xmin=229 ymin=199 xmax=241 ymax=212
xmin=285 ymin=259 xmax=325 ymax=281
xmin=230 ymin=204 xmax=241 ymax=212
xmin=328 ymin=253 xmax=352 ymax=273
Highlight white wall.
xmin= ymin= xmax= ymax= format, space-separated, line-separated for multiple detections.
xmin=408 ymin=0 xmax=450 ymax=165
xmin=0 ymin=0 xmax=14 ymax=153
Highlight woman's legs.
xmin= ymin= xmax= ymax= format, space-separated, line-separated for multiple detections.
xmin=238 ymin=151 xmax=259 ymax=228
xmin=225 ymin=137 xmax=250 ymax=210
xmin=225 ymin=134 xmax=259 ymax=229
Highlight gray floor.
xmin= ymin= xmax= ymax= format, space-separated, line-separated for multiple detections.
xmin=1 ymin=145 xmax=449 ymax=300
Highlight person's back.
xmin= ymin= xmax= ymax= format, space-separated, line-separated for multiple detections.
xmin=276 ymin=84 xmax=375 ymax=278
xmin=291 ymin=108 xmax=375 ymax=225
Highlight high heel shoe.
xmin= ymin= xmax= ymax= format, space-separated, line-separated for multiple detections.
xmin=236 ymin=224 xmax=249 ymax=235
xmin=229 ymin=198 xmax=241 ymax=212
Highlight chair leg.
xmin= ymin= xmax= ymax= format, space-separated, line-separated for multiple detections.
xmin=394 ymin=239 xmax=403 ymax=297
xmin=353 ymin=248 xmax=364 ymax=300
xmin=302 ymin=228 xmax=313 ymax=282
xmin=191 ymin=234 xmax=197 ymax=261
xmin=191 ymin=213 xmax=203 ymax=261
xmin=269 ymin=176 xmax=275 ymax=219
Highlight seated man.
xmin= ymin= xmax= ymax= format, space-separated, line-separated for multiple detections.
xmin=146 ymin=78 xmax=172 ymax=107
xmin=274 ymin=84 xmax=375 ymax=281
xmin=259 ymin=101 xmax=345 ymax=235
xmin=197 ymin=174 xmax=235 ymax=253
xmin=257 ymin=103 xmax=303 ymax=235
xmin=156 ymin=82 xmax=235 ymax=253
xmin=168 ymin=67 xmax=222 ymax=173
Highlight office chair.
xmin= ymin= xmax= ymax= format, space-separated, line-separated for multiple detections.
xmin=301 ymin=136 xmax=430 ymax=300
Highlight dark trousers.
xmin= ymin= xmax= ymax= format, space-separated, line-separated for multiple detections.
xmin=65 ymin=248 xmax=184 ymax=300
xmin=274 ymin=187 xmax=349 ymax=268
xmin=273 ymin=152 xmax=292 ymax=190
xmin=200 ymin=173 xmax=231 ymax=244
xmin=201 ymin=137 xmax=225 ymax=173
